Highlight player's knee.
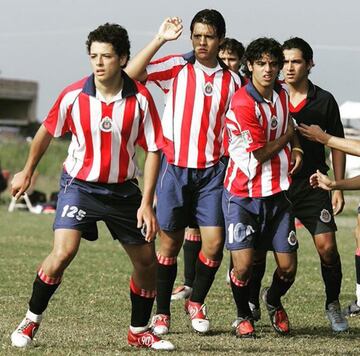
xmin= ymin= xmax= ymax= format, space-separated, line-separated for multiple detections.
xmin=51 ymin=247 xmax=77 ymax=266
xmin=318 ymin=245 xmax=339 ymax=265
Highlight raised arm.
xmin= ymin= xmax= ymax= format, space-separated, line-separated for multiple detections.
xmin=11 ymin=124 xmax=53 ymax=199
xmin=125 ymin=17 xmax=183 ymax=82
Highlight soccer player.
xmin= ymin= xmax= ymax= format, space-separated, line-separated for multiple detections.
xmin=125 ymin=10 xmax=240 ymax=335
xmin=223 ymin=37 xmax=302 ymax=338
xmin=300 ymin=120 xmax=360 ymax=318
xmin=248 ymin=37 xmax=348 ymax=332
xmin=10 ymin=23 xmax=174 ymax=351
xmin=171 ymin=37 xmax=246 ymax=301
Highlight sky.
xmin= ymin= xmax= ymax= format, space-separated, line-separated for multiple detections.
xmin=1 ymin=0 xmax=359 ymax=121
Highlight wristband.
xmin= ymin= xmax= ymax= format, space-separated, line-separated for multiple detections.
xmin=292 ymin=147 xmax=304 ymax=154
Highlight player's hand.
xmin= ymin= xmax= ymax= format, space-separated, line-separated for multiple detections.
xmin=11 ymin=171 xmax=32 ymax=200
xmin=332 ymin=189 xmax=345 ymax=215
xmin=298 ymin=124 xmax=328 ymax=144
xmin=285 ymin=116 xmax=295 ymax=140
xmin=157 ymin=17 xmax=183 ymax=42
xmin=309 ymin=170 xmax=334 ymax=191
xmin=137 ymin=204 xmax=159 ymax=242
xmin=289 ymin=149 xmax=303 ymax=176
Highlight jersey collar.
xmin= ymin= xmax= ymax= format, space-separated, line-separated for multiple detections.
xmin=82 ymin=70 xmax=138 ymax=99
xmin=246 ymin=80 xmax=282 ymax=104
xmin=182 ymin=50 xmax=228 ymax=70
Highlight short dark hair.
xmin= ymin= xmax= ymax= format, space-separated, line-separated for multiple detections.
xmin=282 ymin=37 xmax=313 ymax=63
xmin=219 ymin=38 xmax=245 ymax=60
xmin=242 ymin=37 xmax=284 ymax=78
xmin=86 ymin=23 xmax=130 ymax=66
xmin=190 ymin=9 xmax=226 ymax=39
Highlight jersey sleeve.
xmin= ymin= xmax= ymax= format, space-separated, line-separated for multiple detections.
xmin=226 ymin=100 xmax=266 ymax=153
xmin=42 ymin=90 xmax=74 ymax=137
xmin=146 ymin=55 xmax=186 ymax=93
xmin=326 ymin=94 xmax=344 ymax=138
xmin=136 ymin=87 xmax=165 ymax=152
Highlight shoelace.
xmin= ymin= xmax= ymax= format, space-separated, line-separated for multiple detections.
xmin=329 ymin=306 xmax=344 ymax=323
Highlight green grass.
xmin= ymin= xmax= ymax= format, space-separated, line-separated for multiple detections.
xmin=1 ymin=204 xmax=360 ymax=355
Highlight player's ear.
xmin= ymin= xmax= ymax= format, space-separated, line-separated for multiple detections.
xmin=247 ymin=61 xmax=253 ymax=72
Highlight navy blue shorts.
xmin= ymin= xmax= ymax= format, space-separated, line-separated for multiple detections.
xmin=222 ymin=189 xmax=298 ymax=253
xmin=156 ymin=157 xmax=226 ymax=231
xmin=53 ymin=171 xmax=146 ymax=244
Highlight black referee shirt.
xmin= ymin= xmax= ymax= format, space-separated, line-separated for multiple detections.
xmin=291 ymin=80 xmax=344 ymax=179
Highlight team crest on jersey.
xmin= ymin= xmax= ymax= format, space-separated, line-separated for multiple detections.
xmin=320 ymin=209 xmax=331 ymax=223
xmin=270 ymin=115 xmax=278 ymax=129
xmin=203 ymin=82 xmax=213 ymax=96
xmin=287 ymin=230 xmax=297 ymax=246
xmin=100 ymin=116 xmax=112 ymax=132
xmin=240 ymin=130 xmax=253 ymax=147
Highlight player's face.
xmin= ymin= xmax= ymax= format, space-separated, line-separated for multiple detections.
xmin=191 ymin=23 xmax=222 ymax=68
xmin=248 ymin=53 xmax=279 ymax=93
xmin=218 ymin=49 xmax=241 ymax=73
xmin=89 ymin=42 xmax=126 ymax=84
xmin=283 ymin=48 xmax=312 ymax=85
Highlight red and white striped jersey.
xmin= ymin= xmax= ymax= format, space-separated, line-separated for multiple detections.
xmin=224 ymin=81 xmax=291 ymax=198
xmin=43 ymin=72 xmax=164 ymax=183
xmin=146 ymin=52 xmax=240 ymax=168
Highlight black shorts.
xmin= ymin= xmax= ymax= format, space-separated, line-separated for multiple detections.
xmin=53 ymin=171 xmax=147 ymax=244
xmin=288 ymin=177 xmax=337 ymax=236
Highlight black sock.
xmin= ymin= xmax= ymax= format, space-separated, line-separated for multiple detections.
xmin=230 ymin=272 xmax=251 ymax=318
xmin=130 ymin=291 xmax=154 ymax=327
xmin=191 ymin=253 xmax=221 ymax=304
xmin=29 ymin=275 xmax=61 ymax=315
xmin=356 ymin=254 xmax=360 ymax=285
xmin=248 ymin=259 xmax=266 ymax=308
xmin=156 ymin=262 xmax=177 ymax=315
xmin=267 ymin=269 xmax=294 ymax=307
xmin=183 ymin=239 xmax=201 ymax=288
xmin=321 ymin=257 xmax=342 ymax=308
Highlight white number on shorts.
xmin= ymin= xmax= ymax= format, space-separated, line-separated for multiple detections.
xmin=228 ymin=223 xmax=254 ymax=244
xmin=61 ymin=205 xmax=87 ymax=221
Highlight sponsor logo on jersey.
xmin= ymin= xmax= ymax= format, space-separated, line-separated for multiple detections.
xmin=320 ymin=209 xmax=331 ymax=223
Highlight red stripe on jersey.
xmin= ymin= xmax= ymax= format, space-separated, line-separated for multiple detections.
xmin=76 ymin=94 xmax=94 ymax=181
xmin=148 ymin=66 xmax=184 ymax=84
xmin=197 ymin=74 xmax=214 ymax=167
xmin=98 ymin=102 xmax=114 ymax=182
xmin=118 ymin=96 xmax=136 ymax=182
xmin=214 ymin=71 xmax=231 ymax=159
xmin=251 ymin=163 xmax=263 ymax=197
xmin=178 ymin=66 xmax=196 ymax=167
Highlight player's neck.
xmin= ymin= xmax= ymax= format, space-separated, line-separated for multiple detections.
xmin=287 ymin=77 xmax=309 ymax=104
xmin=95 ymin=75 xmax=123 ymax=102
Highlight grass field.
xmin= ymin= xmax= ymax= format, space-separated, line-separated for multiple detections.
xmin=1 ymin=199 xmax=360 ymax=355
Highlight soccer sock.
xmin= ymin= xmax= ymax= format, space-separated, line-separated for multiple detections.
xmin=156 ymin=254 xmax=177 ymax=315
xmin=129 ymin=277 xmax=155 ymax=328
xmin=248 ymin=259 xmax=266 ymax=308
xmin=183 ymin=232 xmax=201 ymax=288
xmin=28 ymin=268 xmax=62 ymax=315
xmin=321 ymin=255 xmax=342 ymax=308
xmin=267 ymin=269 xmax=294 ymax=308
xmin=355 ymin=248 xmax=360 ymax=306
xmin=190 ymin=251 xmax=222 ymax=304
xmin=230 ymin=269 xmax=251 ymax=318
